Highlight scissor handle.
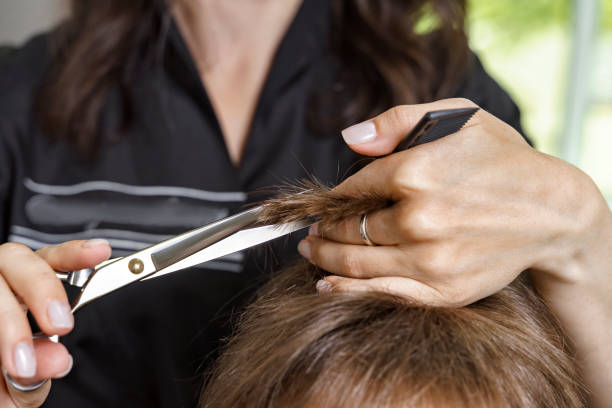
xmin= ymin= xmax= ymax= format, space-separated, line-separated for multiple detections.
xmin=56 ymin=268 xmax=95 ymax=287
xmin=6 ymin=266 xmax=101 ymax=391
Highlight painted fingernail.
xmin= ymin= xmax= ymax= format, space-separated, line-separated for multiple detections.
xmin=308 ymin=223 xmax=319 ymax=237
xmin=342 ymin=121 xmax=377 ymax=145
xmin=82 ymin=238 xmax=109 ymax=248
xmin=316 ymin=279 xmax=332 ymax=293
xmin=14 ymin=342 xmax=36 ymax=378
xmin=48 ymin=300 xmax=74 ymax=329
xmin=298 ymin=240 xmax=311 ymax=260
xmin=54 ymin=355 xmax=73 ymax=379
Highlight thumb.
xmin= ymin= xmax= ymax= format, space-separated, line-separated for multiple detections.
xmin=341 ymin=98 xmax=478 ymax=156
xmin=319 ymin=275 xmax=450 ymax=306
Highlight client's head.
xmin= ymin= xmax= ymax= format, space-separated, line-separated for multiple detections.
xmin=200 ymin=183 xmax=586 ymax=408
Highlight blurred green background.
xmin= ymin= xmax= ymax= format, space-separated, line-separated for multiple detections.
xmin=468 ymin=0 xmax=612 ymax=203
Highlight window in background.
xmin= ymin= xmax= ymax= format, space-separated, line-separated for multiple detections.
xmin=581 ymin=0 xmax=612 ymax=202
xmin=468 ymin=0 xmax=612 ymax=202
xmin=0 ymin=0 xmax=68 ymax=46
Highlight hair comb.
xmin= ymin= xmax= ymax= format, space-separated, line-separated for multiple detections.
xmin=394 ymin=107 xmax=479 ymax=152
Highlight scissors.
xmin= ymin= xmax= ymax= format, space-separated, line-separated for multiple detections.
xmin=4 ymin=106 xmax=478 ymax=392
xmin=56 ymin=206 xmax=311 ymax=314
xmin=4 ymin=206 xmax=312 ymax=392
xmin=55 ymin=106 xmax=478 ymax=317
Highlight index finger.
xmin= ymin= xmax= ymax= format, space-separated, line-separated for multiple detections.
xmin=336 ymin=99 xmax=480 ymax=200
xmin=341 ymin=98 xmax=479 ymax=156
xmin=36 ymin=240 xmax=111 ymax=272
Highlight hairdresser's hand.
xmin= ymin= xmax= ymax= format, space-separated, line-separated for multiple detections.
xmin=299 ymin=98 xmax=612 ymax=306
xmin=0 ymin=240 xmax=110 ymax=408
xmin=299 ymin=98 xmax=612 ymax=407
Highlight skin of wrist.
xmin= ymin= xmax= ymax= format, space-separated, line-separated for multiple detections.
xmin=527 ymin=179 xmax=612 ymax=408
xmin=530 ymin=164 xmax=612 ymax=301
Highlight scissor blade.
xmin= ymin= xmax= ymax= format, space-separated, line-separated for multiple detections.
xmin=143 ymin=219 xmax=313 ymax=280
xmin=150 ymin=206 xmax=262 ymax=271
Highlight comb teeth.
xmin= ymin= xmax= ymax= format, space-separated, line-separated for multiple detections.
xmin=415 ymin=108 xmax=478 ymax=146
xmin=395 ymin=107 xmax=479 ymax=152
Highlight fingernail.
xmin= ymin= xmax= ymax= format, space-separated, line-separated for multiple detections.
xmin=14 ymin=342 xmax=36 ymax=378
xmin=342 ymin=121 xmax=377 ymax=145
xmin=298 ymin=240 xmax=311 ymax=260
xmin=82 ymin=238 xmax=109 ymax=248
xmin=54 ymin=355 xmax=73 ymax=379
xmin=308 ymin=223 xmax=319 ymax=237
xmin=316 ymin=279 xmax=332 ymax=293
xmin=48 ymin=300 xmax=74 ymax=329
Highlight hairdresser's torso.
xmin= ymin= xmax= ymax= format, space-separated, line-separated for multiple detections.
xmin=0 ymin=1 xmax=522 ymax=406
xmin=1 ymin=2 xmax=358 ymax=406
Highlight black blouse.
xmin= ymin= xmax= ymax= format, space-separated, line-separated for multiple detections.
xmin=0 ymin=1 xmax=524 ymax=406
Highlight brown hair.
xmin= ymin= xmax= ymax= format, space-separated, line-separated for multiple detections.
xmin=35 ymin=0 xmax=469 ymax=156
xmin=200 ymin=185 xmax=586 ymax=408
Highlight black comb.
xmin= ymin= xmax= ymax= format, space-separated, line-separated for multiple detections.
xmin=394 ymin=107 xmax=479 ymax=152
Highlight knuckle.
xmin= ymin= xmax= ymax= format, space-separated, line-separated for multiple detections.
xmin=437 ymin=286 xmax=472 ymax=308
xmin=388 ymin=105 xmax=412 ymax=128
xmin=412 ymin=211 xmax=440 ymax=240
xmin=0 ymin=303 xmax=21 ymax=318
xmin=0 ymin=306 xmax=26 ymax=331
xmin=38 ymin=240 xmax=79 ymax=262
xmin=34 ymin=270 xmax=61 ymax=288
xmin=389 ymin=155 xmax=430 ymax=195
xmin=0 ymin=243 xmax=32 ymax=259
xmin=396 ymin=205 xmax=416 ymax=236
xmin=413 ymin=247 xmax=451 ymax=278
xmin=330 ymin=281 xmax=350 ymax=293
xmin=331 ymin=219 xmax=352 ymax=242
xmin=307 ymin=241 xmax=321 ymax=266
xmin=399 ymin=205 xmax=440 ymax=241
xmin=378 ymin=280 xmax=396 ymax=295
xmin=339 ymin=251 xmax=362 ymax=278
xmin=389 ymin=164 xmax=410 ymax=191
xmin=447 ymin=97 xmax=478 ymax=109
xmin=36 ymin=243 xmax=59 ymax=258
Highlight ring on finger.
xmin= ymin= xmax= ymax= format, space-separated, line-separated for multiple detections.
xmin=359 ymin=213 xmax=377 ymax=246
xmin=2 ymin=368 xmax=48 ymax=393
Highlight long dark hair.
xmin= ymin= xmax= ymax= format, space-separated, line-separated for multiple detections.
xmin=35 ymin=0 xmax=469 ymax=156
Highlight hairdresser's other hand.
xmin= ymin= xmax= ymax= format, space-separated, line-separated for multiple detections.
xmin=299 ymin=98 xmax=612 ymax=407
xmin=0 ymin=240 xmax=110 ymax=408
xmin=299 ymin=98 xmax=612 ymax=307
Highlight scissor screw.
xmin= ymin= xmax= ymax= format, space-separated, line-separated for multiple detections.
xmin=128 ymin=258 xmax=144 ymax=275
